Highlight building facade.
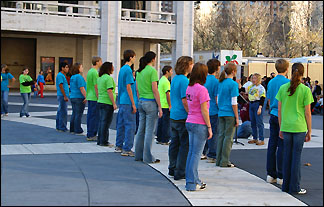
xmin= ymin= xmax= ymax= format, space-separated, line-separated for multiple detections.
xmin=1 ymin=1 xmax=194 ymax=90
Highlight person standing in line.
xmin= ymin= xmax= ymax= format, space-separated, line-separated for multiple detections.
xmin=168 ymin=56 xmax=193 ymax=180
xmin=31 ymin=81 xmax=38 ymax=97
xmin=266 ymin=59 xmax=290 ymax=185
xmin=1 ymin=64 xmax=16 ymax=117
xmin=19 ymin=67 xmax=34 ymax=118
xmin=276 ymin=63 xmax=313 ymax=195
xmin=134 ymin=51 xmax=163 ymax=164
xmin=86 ymin=57 xmax=102 ymax=141
xmin=36 ymin=71 xmax=45 ymax=98
xmin=185 ymin=63 xmax=212 ymax=191
xmin=97 ymin=62 xmax=117 ymax=147
xmin=202 ymin=59 xmax=220 ymax=163
xmin=216 ymin=62 xmax=239 ymax=167
xmin=156 ymin=65 xmax=173 ymax=145
xmin=132 ymin=68 xmax=140 ymax=134
xmin=69 ymin=63 xmax=87 ymax=135
xmin=247 ymin=73 xmax=266 ymax=145
xmin=115 ymin=50 xmax=137 ymax=156
xmin=311 ymin=80 xmax=322 ymax=111
xmin=56 ymin=62 xmax=70 ymax=132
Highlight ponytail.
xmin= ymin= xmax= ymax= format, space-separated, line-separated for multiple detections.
xmin=219 ymin=70 xmax=226 ymax=82
xmin=219 ymin=62 xmax=237 ymax=82
xmin=288 ymin=63 xmax=304 ymax=96
xmin=137 ymin=51 xmax=156 ymax=73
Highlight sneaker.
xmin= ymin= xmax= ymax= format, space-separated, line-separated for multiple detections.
xmin=187 ymin=183 xmax=206 ymax=191
xmin=297 ymin=189 xmax=307 ymax=195
xmin=5 ymin=113 xmax=9 ymax=116
xmin=1 ymin=114 xmax=4 ymax=118
xmin=26 ymin=114 xmax=31 ymax=117
xmin=99 ymin=142 xmax=114 ymax=148
xmin=87 ymin=136 xmax=97 ymax=141
xmin=75 ymin=132 xmax=85 ymax=136
xmin=276 ymin=178 xmax=283 ymax=185
xmin=174 ymin=175 xmax=185 ymax=180
xmin=266 ymin=175 xmax=277 ymax=183
xmin=207 ymin=157 xmax=216 ymax=163
xmin=114 ymin=147 xmax=122 ymax=153
xmin=156 ymin=141 xmax=163 ymax=145
xmin=256 ymin=140 xmax=265 ymax=145
xmin=200 ymin=155 xmax=207 ymax=160
xmin=152 ymin=159 xmax=160 ymax=164
xmin=161 ymin=142 xmax=170 ymax=145
xmin=248 ymin=139 xmax=257 ymax=144
xmin=56 ymin=129 xmax=66 ymax=132
xmin=227 ymin=163 xmax=235 ymax=168
xmin=121 ymin=150 xmax=135 ymax=157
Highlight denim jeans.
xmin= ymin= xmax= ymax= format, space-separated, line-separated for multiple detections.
xmin=185 ymin=122 xmax=208 ymax=191
xmin=135 ymin=111 xmax=139 ymax=134
xmin=266 ymin=115 xmax=283 ymax=179
xmin=86 ymin=100 xmax=99 ymax=138
xmin=249 ymin=101 xmax=264 ymax=141
xmin=1 ymin=90 xmax=9 ymax=114
xmin=97 ymin=103 xmax=114 ymax=145
xmin=56 ymin=96 xmax=68 ymax=131
xmin=168 ymin=120 xmax=189 ymax=178
xmin=203 ymin=115 xmax=218 ymax=159
xmin=20 ymin=93 xmax=31 ymax=117
xmin=134 ymin=100 xmax=159 ymax=163
xmin=70 ymin=98 xmax=86 ymax=133
xmin=216 ymin=116 xmax=236 ymax=167
xmin=237 ymin=121 xmax=252 ymax=138
xmin=157 ymin=108 xmax=171 ymax=143
xmin=282 ymin=132 xmax=306 ymax=193
xmin=116 ymin=104 xmax=136 ymax=151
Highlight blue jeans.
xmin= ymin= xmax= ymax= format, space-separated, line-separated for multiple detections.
xmin=237 ymin=121 xmax=252 ymax=138
xmin=168 ymin=120 xmax=189 ymax=179
xmin=20 ymin=93 xmax=31 ymax=117
xmin=266 ymin=115 xmax=283 ymax=179
xmin=70 ymin=98 xmax=86 ymax=133
xmin=134 ymin=100 xmax=158 ymax=163
xmin=249 ymin=101 xmax=264 ymax=141
xmin=202 ymin=115 xmax=218 ymax=159
xmin=1 ymin=90 xmax=9 ymax=114
xmin=185 ymin=122 xmax=208 ymax=191
xmin=135 ymin=111 xmax=139 ymax=134
xmin=56 ymin=96 xmax=68 ymax=131
xmin=157 ymin=108 xmax=171 ymax=143
xmin=97 ymin=103 xmax=114 ymax=145
xmin=86 ymin=100 xmax=99 ymax=138
xmin=282 ymin=132 xmax=306 ymax=193
xmin=116 ymin=104 xmax=136 ymax=151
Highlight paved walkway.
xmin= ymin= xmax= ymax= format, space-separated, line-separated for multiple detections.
xmin=1 ymin=95 xmax=323 ymax=206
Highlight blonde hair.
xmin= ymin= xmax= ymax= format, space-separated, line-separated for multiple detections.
xmin=253 ymin=73 xmax=262 ymax=85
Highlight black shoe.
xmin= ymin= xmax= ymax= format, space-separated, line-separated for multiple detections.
xmin=174 ymin=175 xmax=185 ymax=180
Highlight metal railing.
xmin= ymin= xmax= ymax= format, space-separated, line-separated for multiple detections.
xmin=1 ymin=1 xmax=100 ymax=18
xmin=121 ymin=8 xmax=176 ymax=24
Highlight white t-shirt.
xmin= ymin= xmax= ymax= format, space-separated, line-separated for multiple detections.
xmin=318 ymin=98 xmax=323 ymax=106
xmin=243 ymin=81 xmax=253 ymax=92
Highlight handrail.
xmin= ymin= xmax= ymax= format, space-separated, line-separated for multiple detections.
xmin=121 ymin=8 xmax=176 ymax=24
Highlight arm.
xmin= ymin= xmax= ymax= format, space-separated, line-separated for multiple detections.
xmin=95 ymin=84 xmax=98 ymax=98
xmin=305 ymin=104 xmax=312 ymax=142
xmin=166 ymin=91 xmax=171 ymax=110
xmin=107 ymin=89 xmax=117 ymax=110
xmin=80 ymin=87 xmax=87 ymax=104
xmin=257 ymin=96 xmax=265 ymax=115
xmin=278 ymin=101 xmax=283 ymax=139
xmin=59 ymin=83 xmax=68 ymax=102
xmin=127 ymin=84 xmax=136 ymax=113
xmin=152 ymin=81 xmax=163 ymax=118
xmin=182 ymin=98 xmax=189 ymax=113
xmin=232 ymin=104 xmax=239 ymax=127
xmin=201 ymin=101 xmax=212 ymax=139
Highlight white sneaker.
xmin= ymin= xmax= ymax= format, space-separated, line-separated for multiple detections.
xmin=297 ymin=189 xmax=307 ymax=195
xmin=266 ymin=175 xmax=277 ymax=183
xmin=276 ymin=178 xmax=283 ymax=185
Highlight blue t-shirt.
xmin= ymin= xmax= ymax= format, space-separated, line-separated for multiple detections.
xmin=132 ymin=80 xmax=138 ymax=108
xmin=217 ymin=78 xmax=239 ymax=117
xmin=118 ymin=64 xmax=135 ymax=105
xmin=204 ymin=75 xmax=219 ymax=116
xmin=56 ymin=72 xmax=69 ymax=97
xmin=267 ymin=75 xmax=290 ymax=117
xmin=70 ymin=74 xmax=86 ymax=99
xmin=170 ymin=74 xmax=189 ymax=120
xmin=1 ymin=73 xmax=14 ymax=91
xmin=37 ymin=74 xmax=45 ymax=85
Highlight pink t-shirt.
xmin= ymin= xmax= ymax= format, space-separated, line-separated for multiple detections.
xmin=186 ymin=83 xmax=210 ymax=125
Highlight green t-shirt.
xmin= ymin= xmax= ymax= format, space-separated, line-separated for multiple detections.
xmin=19 ymin=74 xmax=33 ymax=93
xmin=97 ymin=74 xmax=116 ymax=105
xmin=276 ymin=82 xmax=313 ymax=133
xmin=86 ymin=68 xmax=99 ymax=101
xmin=158 ymin=76 xmax=170 ymax=108
xmin=136 ymin=65 xmax=159 ymax=99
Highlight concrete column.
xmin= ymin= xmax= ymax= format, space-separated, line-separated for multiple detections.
xmin=99 ymin=1 xmax=121 ymax=83
xmin=171 ymin=1 xmax=194 ymax=71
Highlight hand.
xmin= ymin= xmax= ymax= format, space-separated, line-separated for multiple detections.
xmin=279 ymin=131 xmax=284 ymax=139
xmin=158 ymin=107 xmax=163 ymax=118
xmin=257 ymin=106 xmax=262 ymax=115
xmin=113 ymin=104 xmax=117 ymax=110
xmin=132 ymin=104 xmax=137 ymax=114
xmin=235 ymin=118 xmax=239 ymax=127
xmin=207 ymin=127 xmax=213 ymax=139
xmin=64 ymin=96 xmax=69 ymax=102
xmin=82 ymin=98 xmax=87 ymax=104
xmin=305 ymin=131 xmax=311 ymax=142
xmin=169 ymin=106 xmax=172 ymax=111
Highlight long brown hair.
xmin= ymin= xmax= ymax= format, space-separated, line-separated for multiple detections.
xmin=219 ymin=62 xmax=237 ymax=82
xmin=288 ymin=63 xmax=304 ymax=96
xmin=189 ymin=63 xmax=208 ymax=86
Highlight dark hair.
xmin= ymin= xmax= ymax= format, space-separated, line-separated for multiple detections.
xmin=275 ymin=59 xmax=289 ymax=73
xmin=123 ymin=50 xmax=136 ymax=63
xmin=248 ymin=74 xmax=253 ymax=81
xmin=1 ymin=64 xmax=8 ymax=73
xmin=288 ymin=63 xmax=304 ymax=96
xmin=162 ymin=66 xmax=172 ymax=75
xmin=59 ymin=62 xmax=69 ymax=72
xmin=189 ymin=63 xmax=208 ymax=86
xmin=99 ymin=62 xmax=113 ymax=77
xmin=175 ymin=56 xmax=193 ymax=75
xmin=206 ymin=59 xmax=220 ymax=74
xmin=241 ymin=75 xmax=247 ymax=86
xmin=71 ymin=63 xmax=82 ymax=75
xmin=219 ymin=62 xmax=237 ymax=82
xmin=315 ymin=80 xmax=319 ymax=84
xmin=92 ymin=56 xmax=102 ymax=66
xmin=138 ymin=51 xmax=156 ymax=73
